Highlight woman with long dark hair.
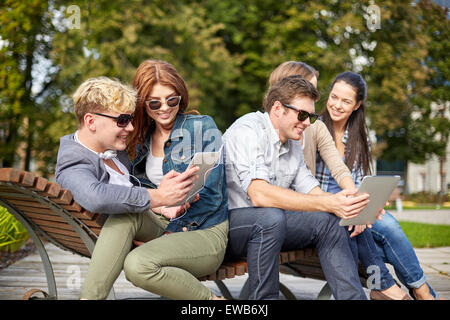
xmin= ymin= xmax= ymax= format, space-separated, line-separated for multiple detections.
xmin=318 ymin=71 xmax=439 ymax=300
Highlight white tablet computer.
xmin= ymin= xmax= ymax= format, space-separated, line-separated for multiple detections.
xmin=168 ymin=151 xmax=222 ymax=207
xmin=339 ymin=175 xmax=400 ymax=227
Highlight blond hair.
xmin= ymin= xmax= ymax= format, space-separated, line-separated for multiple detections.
xmin=268 ymin=61 xmax=319 ymax=87
xmin=73 ymin=76 xmax=137 ymax=126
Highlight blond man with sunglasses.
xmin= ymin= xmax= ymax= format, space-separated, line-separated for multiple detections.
xmin=55 ymin=77 xmax=200 ymax=299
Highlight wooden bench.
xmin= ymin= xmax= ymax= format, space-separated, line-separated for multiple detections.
xmin=0 ymin=168 xmax=367 ymax=300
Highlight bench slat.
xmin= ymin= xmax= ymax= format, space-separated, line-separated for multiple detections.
xmin=6 ymin=198 xmax=51 ymax=209
xmin=52 ymin=189 xmax=74 ymax=205
xmin=40 ymin=182 xmax=62 ymax=198
xmin=28 ymin=176 xmax=49 ymax=192
xmin=0 ymin=168 xmax=22 ymax=183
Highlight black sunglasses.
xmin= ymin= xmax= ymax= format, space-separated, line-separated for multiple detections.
xmin=282 ymin=103 xmax=318 ymax=124
xmin=144 ymin=96 xmax=181 ymax=110
xmin=93 ymin=112 xmax=134 ymax=128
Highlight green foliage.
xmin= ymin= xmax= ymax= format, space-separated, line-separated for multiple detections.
xmin=0 ymin=0 xmax=448 ymax=173
xmin=399 ymin=221 xmax=450 ymax=248
xmin=365 ymin=0 xmax=449 ymax=164
xmin=0 ymin=206 xmax=29 ymax=253
xmin=51 ymin=0 xmax=242 ymax=131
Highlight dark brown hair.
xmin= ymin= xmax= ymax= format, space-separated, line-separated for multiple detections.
xmin=321 ymin=71 xmax=372 ymax=175
xmin=127 ymin=60 xmax=191 ymax=159
xmin=263 ymin=75 xmax=319 ymax=112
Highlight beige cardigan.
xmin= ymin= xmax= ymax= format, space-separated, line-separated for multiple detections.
xmin=302 ymin=120 xmax=352 ymax=184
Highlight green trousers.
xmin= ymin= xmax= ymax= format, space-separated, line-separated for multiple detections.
xmin=80 ymin=210 xmax=228 ymax=300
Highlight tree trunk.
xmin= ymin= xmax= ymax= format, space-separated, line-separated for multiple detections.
xmin=439 ymin=155 xmax=447 ymax=203
xmin=2 ymin=119 xmax=19 ymax=168
xmin=24 ymin=118 xmax=33 ymax=172
xmin=403 ymin=161 xmax=408 ymax=196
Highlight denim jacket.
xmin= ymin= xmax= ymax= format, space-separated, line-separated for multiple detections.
xmin=130 ymin=113 xmax=228 ymax=233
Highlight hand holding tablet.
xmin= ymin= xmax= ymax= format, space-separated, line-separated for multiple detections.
xmin=168 ymin=151 xmax=222 ymax=207
xmin=339 ymin=176 xmax=400 ymax=227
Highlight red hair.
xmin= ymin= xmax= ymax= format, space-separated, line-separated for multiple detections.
xmin=127 ymin=60 xmax=190 ymax=159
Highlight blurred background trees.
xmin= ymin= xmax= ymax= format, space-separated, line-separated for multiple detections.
xmin=0 ymin=0 xmax=448 ymax=194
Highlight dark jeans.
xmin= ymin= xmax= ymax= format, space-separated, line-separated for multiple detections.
xmin=224 ymin=207 xmax=367 ymax=300
xmin=224 ymin=207 xmax=286 ymax=299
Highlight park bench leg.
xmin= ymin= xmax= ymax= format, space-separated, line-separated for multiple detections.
xmin=238 ymin=278 xmax=250 ymax=299
xmin=1 ymin=201 xmax=57 ymax=299
xmin=317 ymin=282 xmax=333 ymax=300
xmin=214 ymin=280 xmax=235 ymax=300
xmin=279 ymin=282 xmax=297 ymax=300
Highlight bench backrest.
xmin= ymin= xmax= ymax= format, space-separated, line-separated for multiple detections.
xmin=0 ymin=168 xmax=105 ymax=257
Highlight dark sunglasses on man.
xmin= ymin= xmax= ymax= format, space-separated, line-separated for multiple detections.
xmin=144 ymin=95 xmax=181 ymax=110
xmin=93 ymin=112 xmax=134 ymax=128
xmin=281 ymin=103 xmax=318 ymax=124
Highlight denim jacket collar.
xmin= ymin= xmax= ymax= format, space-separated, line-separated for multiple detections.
xmin=138 ymin=112 xmax=187 ymax=156
xmin=131 ymin=112 xmax=228 ymax=233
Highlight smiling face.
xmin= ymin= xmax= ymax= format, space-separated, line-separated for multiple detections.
xmin=73 ymin=76 xmax=137 ymax=153
xmin=274 ymin=95 xmax=316 ymax=143
xmin=87 ymin=111 xmax=134 ymax=152
xmin=326 ymin=81 xmax=361 ymax=127
xmin=145 ymin=83 xmax=180 ymax=131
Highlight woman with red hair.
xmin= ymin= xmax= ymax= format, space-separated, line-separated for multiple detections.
xmin=123 ymin=59 xmax=228 ymax=300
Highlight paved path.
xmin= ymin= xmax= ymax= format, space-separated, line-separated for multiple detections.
xmin=0 ymin=242 xmax=448 ymax=300
xmin=390 ymin=209 xmax=450 ymax=225
xmin=1 ymin=209 xmax=449 ymax=300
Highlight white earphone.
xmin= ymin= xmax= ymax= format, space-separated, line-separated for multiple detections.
xmin=98 ymin=150 xmax=118 ymax=159
xmin=74 ymin=131 xmax=117 ymax=160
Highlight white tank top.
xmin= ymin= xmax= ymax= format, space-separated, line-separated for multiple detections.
xmin=106 ymin=158 xmax=134 ymax=187
xmin=145 ymin=139 xmax=164 ymax=187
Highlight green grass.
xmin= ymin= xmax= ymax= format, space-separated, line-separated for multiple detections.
xmin=0 ymin=206 xmax=29 ymax=253
xmin=398 ymin=221 xmax=450 ymax=248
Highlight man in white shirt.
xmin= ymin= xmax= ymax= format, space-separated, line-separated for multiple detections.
xmin=223 ymin=76 xmax=369 ymax=299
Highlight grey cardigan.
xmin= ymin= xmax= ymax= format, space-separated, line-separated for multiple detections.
xmin=55 ymin=133 xmax=151 ymax=214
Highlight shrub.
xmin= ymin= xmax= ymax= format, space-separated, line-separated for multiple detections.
xmin=0 ymin=206 xmax=29 ymax=253
xmin=404 ymin=191 xmax=449 ymax=204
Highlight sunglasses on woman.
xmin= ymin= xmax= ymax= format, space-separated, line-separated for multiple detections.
xmin=282 ymin=103 xmax=318 ymax=124
xmin=93 ymin=113 xmax=134 ymax=128
xmin=144 ymin=95 xmax=181 ymax=110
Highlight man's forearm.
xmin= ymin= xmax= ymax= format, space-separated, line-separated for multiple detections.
xmin=248 ymin=180 xmax=332 ymax=212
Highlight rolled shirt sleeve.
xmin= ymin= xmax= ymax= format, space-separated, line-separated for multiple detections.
xmin=291 ymin=154 xmax=320 ymax=194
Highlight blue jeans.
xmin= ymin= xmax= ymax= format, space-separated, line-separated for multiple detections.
xmin=224 ymin=207 xmax=286 ymax=299
xmin=370 ymin=211 xmax=438 ymax=298
xmin=225 ymin=207 xmax=367 ymax=300
xmin=349 ymin=228 xmax=396 ymax=291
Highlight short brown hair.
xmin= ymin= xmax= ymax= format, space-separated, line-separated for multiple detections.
xmin=263 ymin=75 xmax=320 ymax=112
xmin=269 ymin=61 xmax=319 ymax=87
xmin=73 ymin=77 xmax=136 ymax=126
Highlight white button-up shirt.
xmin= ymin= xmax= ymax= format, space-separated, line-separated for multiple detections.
xmin=223 ymin=111 xmax=319 ymax=210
